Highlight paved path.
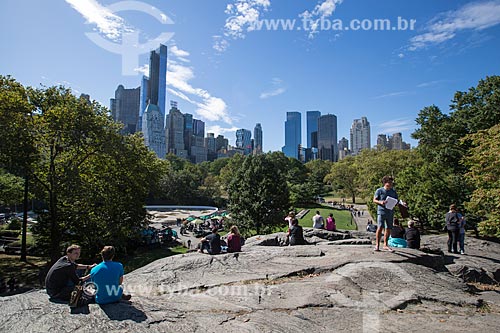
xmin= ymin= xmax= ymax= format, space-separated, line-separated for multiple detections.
xmin=349 ymin=204 xmax=375 ymax=231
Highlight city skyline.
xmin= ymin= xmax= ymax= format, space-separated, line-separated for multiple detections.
xmin=1 ymin=0 xmax=499 ymax=152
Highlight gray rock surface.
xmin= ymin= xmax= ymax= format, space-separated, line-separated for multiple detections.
xmin=1 ymin=233 xmax=499 ymax=332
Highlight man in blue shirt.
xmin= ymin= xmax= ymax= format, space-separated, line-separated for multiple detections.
xmin=90 ymin=246 xmax=131 ymax=304
xmin=373 ymin=176 xmax=398 ymax=252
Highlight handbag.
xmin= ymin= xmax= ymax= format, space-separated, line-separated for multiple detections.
xmin=398 ymin=202 xmax=409 ymax=218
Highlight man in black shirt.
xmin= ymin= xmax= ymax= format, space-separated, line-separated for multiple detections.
xmin=199 ymin=228 xmax=221 ymax=254
xmin=45 ymin=244 xmax=94 ymax=301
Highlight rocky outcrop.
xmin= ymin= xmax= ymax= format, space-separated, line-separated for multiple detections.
xmin=0 ymin=234 xmax=499 ymax=332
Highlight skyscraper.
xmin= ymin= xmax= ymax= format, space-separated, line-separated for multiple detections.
xmin=254 ymin=123 xmax=263 ymax=154
xmin=165 ymin=101 xmax=187 ymax=158
xmin=282 ymin=112 xmax=301 ymax=159
xmin=236 ymin=129 xmax=252 ymax=155
xmin=141 ymin=104 xmax=166 ymax=158
xmin=141 ymin=44 xmax=167 ymax=157
xmin=338 ymin=137 xmax=349 ymax=160
xmin=317 ymin=114 xmax=338 ymax=162
xmin=350 ymin=117 xmax=371 ymax=155
xmin=306 ymin=111 xmax=321 ymax=148
xmin=110 ymin=84 xmax=140 ymax=134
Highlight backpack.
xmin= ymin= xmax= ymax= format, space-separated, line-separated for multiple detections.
xmin=446 ymin=212 xmax=459 ymax=231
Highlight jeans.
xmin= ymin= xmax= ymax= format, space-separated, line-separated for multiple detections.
xmin=458 ymin=233 xmax=465 ymax=252
xmin=447 ymin=229 xmax=460 ymax=253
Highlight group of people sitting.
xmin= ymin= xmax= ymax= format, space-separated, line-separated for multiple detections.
xmin=45 ymin=244 xmax=131 ymax=306
xmin=311 ymin=211 xmax=337 ymax=231
xmin=197 ymin=225 xmax=242 ymax=255
xmin=387 ymin=219 xmax=421 ymax=249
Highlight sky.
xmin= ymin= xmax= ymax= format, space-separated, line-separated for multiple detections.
xmin=1 ymin=0 xmax=500 ymax=152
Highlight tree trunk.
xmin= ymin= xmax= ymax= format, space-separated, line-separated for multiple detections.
xmin=20 ymin=174 xmax=29 ymax=262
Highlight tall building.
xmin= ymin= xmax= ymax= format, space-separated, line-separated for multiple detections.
xmin=377 ymin=134 xmax=388 ymax=150
xmin=306 ymin=111 xmax=321 ymax=148
xmin=165 ymin=101 xmax=187 ymax=158
xmin=191 ymin=119 xmax=207 ymax=163
xmin=140 ymin=44 xmax=167 ymax=156
xmin=282 ymin=112 xmax=301 ymax=159
xmin=350 ymin=117 xmax=371 ymax=155
xmin=110 ymin=85 xmax=140 ymax=134
xmin=205 ymin=133 xmax=217 ymax=161
xmin=236 ymin=129 xmax=252 ymax=155
xmin=254 ymin=123 xmax=263 ymax=154
xmin=318 ymin=114 xmax=338 ymax=162
xmin=338 ymin=137 xmax=349 ymax=160
xmin=141 ymin=104 xmax=166 ymax=158
xmin=389 ymin=132 xmax=403 ymax=150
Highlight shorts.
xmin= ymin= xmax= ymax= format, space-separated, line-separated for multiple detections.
xmin=377 ymin=213 xmax=394 ymax=229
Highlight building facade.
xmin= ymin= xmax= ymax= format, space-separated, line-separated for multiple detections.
xmin=236 ymin=129 xmax=252 ymax=155
xmin=317 ymin=114 xmax=338 ymax=162
xmin=282 ymin=112 xmax=301 ymax=159
xmin=110 ymin=85 xmax=140 ymax=134
xmin=253 ymin=123 xmax=263 ymax=154
xmin=306 ymin=111 xmax=321 ymax=149
xmin=350 ymin=117 xmax=371 ymax=155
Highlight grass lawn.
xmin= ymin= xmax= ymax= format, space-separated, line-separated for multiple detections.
xmin=121 ymin=245 xmax=187 ymax=274
xmin=297 ymin=207 xmax=356 ymax=230
xmin=0 ymin=254 xmax=49 ymax=290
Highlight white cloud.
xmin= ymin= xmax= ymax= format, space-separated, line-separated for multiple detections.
xmin=398 ymin=53 xmax=405 ymax=58
xmin=167 ymin=60 xmax=232 ymax=124
xmin=224 ymin=0 xmax=271 ymax=39
xmin=376 ymin=119 xmax=414 ymax=134
xmin=213 ymin=36 xmax=230 ymax=53
xmin=373 ymin=91 xmax=410 ymax=99
xmin=260 ymin=88 xmax=286 ymax=99
xmin=409 ymin=0 xmax=500 ymax=50
xmin=170 ymin=45 xmax=190 ymax=58
xmin=215 ymin=0 xmax=271 ymax=52
xmin=416 ymin=80 xmax=447 ymax=88
xmin=134 ymin=64 xmax=149 ymax=76
xmin=300 ymin=0 xmax=344 ymax=39
xmin=206 ymin=125 xmax=240 ymax=138
xmin=260 ymin=77 xmax=286 ymax=99
xmin=65 ymin=0 xmax=133 ymax=41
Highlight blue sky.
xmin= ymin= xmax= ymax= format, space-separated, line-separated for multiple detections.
xmin=1 ymin=0 xmax=499 ymax=152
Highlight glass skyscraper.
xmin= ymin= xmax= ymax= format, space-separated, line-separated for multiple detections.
xmin=306 ymin=111 xmax=321 ymax=148
xmin=110 ymin=84 xmax=140 ymax=134
xmin=236 ymin=129 xmax=252 ymax=155
xmin=282 ymin=112 xmax=301 ymax=159
xmin=318 ymin=114 xmax=338 ymax=162
xmin=254 ymin=123 xmax=263 ymax=154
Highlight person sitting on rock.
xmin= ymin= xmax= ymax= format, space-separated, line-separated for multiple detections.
xmin=325 ymin=213 xmax=337 ymax=231
xmin=312 ymin=211 xmax=324 ymax=229
xmin=388 ymin=218 xmax=407 ymax=248
xmin=405 ymin=220 xmax=421 ymax=250
xmin=45 ymin=244 xmax=95 ymax=302
xmin=227 ymin=225 xmax=242 ymax=253
xmin=90 ymin=246 xmax=131 ymax=304
xmin=366 ymin=220 xmax=377 ymax=233
xmin=289 ymin=218 xmax=306 ymax=246
xmin=198 ymin=227 xmax=222 ymax=255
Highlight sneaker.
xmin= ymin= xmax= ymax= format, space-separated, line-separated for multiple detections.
xmin=460 ymin=250 xmax=465 ymax=255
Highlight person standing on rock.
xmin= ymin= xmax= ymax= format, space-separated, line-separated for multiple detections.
xmin=373 ymin=176 xmax=398 ymax=252
xmin=445 ymin=204 xmax=461 ymax=254
xmin=458 ymin=210 xmax=466 ymax=255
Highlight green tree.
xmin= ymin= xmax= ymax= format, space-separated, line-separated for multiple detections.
xmin=463 ymin=124 xmax=500 ymax=237
xmin=227 ymin=154 xmax=289 ymax=235
xmin=0 ymin=170 xmax=24 ymax=206
xmin=324 ymin=157 xmax=359 ymax=203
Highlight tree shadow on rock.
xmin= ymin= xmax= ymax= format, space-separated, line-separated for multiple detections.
xmin=99 ymin=301 xmax=147 ymax=322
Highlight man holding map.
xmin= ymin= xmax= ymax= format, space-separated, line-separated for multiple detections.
xmin=373 ymin=175 xmax=398 ymax=252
